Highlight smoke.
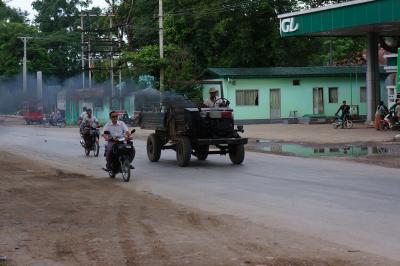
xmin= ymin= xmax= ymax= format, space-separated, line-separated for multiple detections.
xmin=0 ymin=74 xmax=37 ymax=114
xmin=133 ymin=88 xmax=196 ymax=112
xmin=0 ymin=71 xmax=199 ymax=117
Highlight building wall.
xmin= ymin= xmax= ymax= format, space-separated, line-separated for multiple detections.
xmin=203 ymin=76 xmax=386 ymax=121
xmin=63 ymin=95 xmax=111 ymax=125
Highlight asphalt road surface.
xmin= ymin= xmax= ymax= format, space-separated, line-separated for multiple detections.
xmin=1 ymin=125 xmax=400 ymax=262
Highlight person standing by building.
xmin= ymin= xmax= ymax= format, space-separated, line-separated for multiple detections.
xmin=375 ymin=101 xmax=388 ymax=130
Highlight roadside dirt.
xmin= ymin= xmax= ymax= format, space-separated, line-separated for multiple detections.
xmin=0 ymin=151 xmax=397 ymax=266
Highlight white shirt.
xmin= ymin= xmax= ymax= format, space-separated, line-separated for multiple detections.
xmin=82 ymin=115 xmax=98 ymax=127
xmin=103 ymin=120 xmax=129 ymax=139
xmin=204 ymin=98 xmax=216 ymax=108
xmin=80 ymin=111 xmax=88 ymax=120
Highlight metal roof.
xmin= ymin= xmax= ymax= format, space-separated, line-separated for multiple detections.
xmin=204 ymin=66 xmax=382 ymax=79
xmin=278 ymin=0 xmax=400 ymax=37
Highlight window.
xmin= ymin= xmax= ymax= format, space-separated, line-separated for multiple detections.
xmin=293 ymin=80 xmax=300 ymax=86
xmin=236 ymin=89 xmax=259 ymax=106
xmin=360 ymin=87 xmax=367 ymax=103
xmin=328 ymin=87 xmax=338 ymax=103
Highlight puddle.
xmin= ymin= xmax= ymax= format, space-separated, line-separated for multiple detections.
xmin=249 ymin=140 xmax=400 ymax=158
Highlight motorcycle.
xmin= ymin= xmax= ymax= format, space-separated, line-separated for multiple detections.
xmin=81 ymin=124 xmax=100 ymax=157
xmin=44 ymin=117 xmax=66 ymax=128
xmin=333 ymin=115 xmax=353 ymax=129
xmin=103 ymin=129 xmax=136 ymax=182
xmin=382 ymin=112 xmax=400 ymax=131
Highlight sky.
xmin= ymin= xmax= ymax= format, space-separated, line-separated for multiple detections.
xmin=7 ymin=0 xmax=109 ymax=21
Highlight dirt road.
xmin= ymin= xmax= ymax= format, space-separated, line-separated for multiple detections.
xmin=0 ymin=151 xmax=396 ymax=266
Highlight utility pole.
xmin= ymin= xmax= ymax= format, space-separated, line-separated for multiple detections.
xmin=159 ymin=0 xmax=165 ymax=93
xmin=18 ymin=37 xmax=32 ymax=93
xmin=88 ymin=39 xmax=92 ymax=89
xmin=110 ymin=15 xmax=114 ymax=98
xmin=81 ymin=13 xmax=85 ymax=89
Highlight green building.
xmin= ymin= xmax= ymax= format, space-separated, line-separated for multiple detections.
xmin=202 ymin=66 xmax=386 ymax=124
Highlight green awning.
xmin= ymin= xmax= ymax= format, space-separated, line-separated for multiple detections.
xmin=278 ymin=0 xmax=400 ymax=37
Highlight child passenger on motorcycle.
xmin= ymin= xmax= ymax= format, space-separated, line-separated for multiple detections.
xmin=103 ymin=111 xmax=132 ymax=170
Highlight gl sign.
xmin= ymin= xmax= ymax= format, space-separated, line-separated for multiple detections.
xmin=280 ymin=18 xmax=299 ymax=33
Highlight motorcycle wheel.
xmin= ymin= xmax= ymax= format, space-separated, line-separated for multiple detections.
xmin=85 ymin=146 xmax=90 ymax=156
xmin=93 ymin=142 xmax=100 ymax=157
xmin=120 ymin=156 xmax=131 ymax=182
xmin=109 ymin=170 xmax=116 ymax=178
xmin=382 ymin=123 xmax=390 ymax=131
xmin=59 ymin=122 xmax=66 ymax=128
xmin=345 ymin=120 xmax=353 ymax=129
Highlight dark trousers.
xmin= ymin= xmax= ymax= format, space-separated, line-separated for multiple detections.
xmin=106 ymin=141 xmax=115 ymax=168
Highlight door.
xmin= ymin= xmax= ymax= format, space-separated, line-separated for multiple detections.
xmin=270 ymin=89 xmax=281 ymax=119
xmin=313 ymin=88 xmax=324 ymax=114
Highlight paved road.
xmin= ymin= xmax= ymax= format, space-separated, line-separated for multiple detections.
xmin=1 ymin=125 xmax=400 ymax=261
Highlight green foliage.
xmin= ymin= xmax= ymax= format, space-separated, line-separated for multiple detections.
xmin=0 ymin=22 xmax=37 ymax=76
xmin=0 ymin=0 xmax=371 ymax=93
xmin=299 ymin=0 xmax=347 ymax=8
xmin=163 ymin=0 xmax=322 ymax=68
xmin=0 ymin=0 xmax=27 ymax=23
xmin=320 ymin=38 xmax=366 ymax=66
xmin=122 ymin=44 xmax=201 ymax=97
xmin=32 ymin=0 xmax=86 ymax=32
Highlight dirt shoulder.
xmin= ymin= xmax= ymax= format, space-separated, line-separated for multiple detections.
xmin=0 ymin=151 xmax=397 ymax=266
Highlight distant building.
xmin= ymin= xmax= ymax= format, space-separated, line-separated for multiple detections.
xmin=201 ymin=66 xmax=387 ymax=124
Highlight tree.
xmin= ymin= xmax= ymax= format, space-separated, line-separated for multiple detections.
xmin=32 ymin=0 xmax=89 ymax=32
xmin=0 ymin=0 xmax=27 ymax=23
xmin=320 ymin=38 xmax=366 ymax=66
xmin=30 ymin=0 xmax=92 ymax=79
xmin=299 ymin=0 xmax=348 ymax=8
xmin=122 ymin=44 xmax=200 ymax=96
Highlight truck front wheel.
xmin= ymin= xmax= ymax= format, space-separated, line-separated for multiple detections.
xmin=228 ymin=144 xmax=245 ymax=165
xmin=147 ymin=133 xmax=162 ymax=162
xmin=176 ymin=137 xmax=191 ymax=167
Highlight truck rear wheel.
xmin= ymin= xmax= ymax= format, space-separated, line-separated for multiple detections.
xmin=147 ymin=133 xmax=162 ymax=162
xmin=176 ymin=136 xmax=191 ymax=167
xmin=229 ymin=144 xmax=245 ymax=165
xmin=195 ymin=145 xmax=209 ymax=160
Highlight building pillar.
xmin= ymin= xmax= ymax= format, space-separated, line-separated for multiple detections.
xmin=366 ymin=32 xmax=380 ymax=122
xmin=37 ymin=71 xmax=43 ymax=100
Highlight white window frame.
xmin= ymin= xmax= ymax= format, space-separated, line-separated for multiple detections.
xmin=236 ymin=89 xmax=259 ymax=106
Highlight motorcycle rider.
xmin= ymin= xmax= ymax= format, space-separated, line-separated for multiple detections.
xmin=387 ymin=99 xmax=400 ymax=126
xmin=102 ymin=110 xmax=132 ymax=171
xmin=335 ymin=100 xmax=350 ymax=128
xmin=78 ymin=106 xmax=88 ymax=126
xmin=80 ymin=109 xmax=99 ymax=146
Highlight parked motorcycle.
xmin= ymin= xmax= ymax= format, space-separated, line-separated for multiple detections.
xmin=81 ymin=124 xmax=100 ymax=157
xmin=333 ymin=115 xmax=353 ymax=129
xmin=44 ymin=117 xmax=66 ymax=128
xmin=103 ymin=129 xmax=136 ymax=182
